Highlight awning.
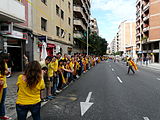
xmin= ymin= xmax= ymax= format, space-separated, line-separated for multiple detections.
xmin=38 ymin=43 xmax=56 ymax=48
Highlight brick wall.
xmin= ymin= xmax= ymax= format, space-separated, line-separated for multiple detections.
xmin=149 ymin=0 xmax=160 ymax=40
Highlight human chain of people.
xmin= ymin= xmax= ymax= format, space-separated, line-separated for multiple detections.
xmin=0 ymin=52 xmax=102 ymax=120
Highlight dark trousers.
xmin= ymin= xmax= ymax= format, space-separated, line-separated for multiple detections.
xmin=128 ymin=66 xmax=135 ymax=74
xmin=57 ymin=73 xmax=63 ymax=90
xmin=16 ymin=102 xmax=41 ymax=120
xmin=0 ymin=88 xmax=7 ymax=117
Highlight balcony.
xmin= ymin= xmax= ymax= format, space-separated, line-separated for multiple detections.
xmin=143 ymin=3 xmax=150 ymax=12
xmin=74 ymin=32 xmax=83 ymax=38
xmin=143 ymin=26 xmax=149 ymax=32
xmin=74 ymin=19 xmax=87 ymax=30
xmin=74 ymin=6 xmax=88 ymax=24
xmin=136 ymin=16 xmax=140 ymax=22
xmin=0 ymin=0 xmax=25 ymax=23
xmin=136 ymin=32 xmax=141 ymax=37
xmin=136 ymin=0 xmax=140 ymax=5
xmin=143 ymin=15 xmax=149 ymax=21
xmin=136 ymin=25 xmax=140 ymax=29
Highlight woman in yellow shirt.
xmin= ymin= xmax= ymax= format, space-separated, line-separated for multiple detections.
xmin=16 ymin=61 xmax=45 ymax=120
xmin=0 ymin=53 xmax=11 ymax=120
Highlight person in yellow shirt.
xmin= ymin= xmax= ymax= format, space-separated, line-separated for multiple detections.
xmin=16 ymin=61 xmax=45 ymax=120
xmin=127 ymin=57 xmax=135 ymax=74
xmin=46 ymin=58 xmax=55 ymax=100
xmin=0 ymin=53 xmax=11 ymax=120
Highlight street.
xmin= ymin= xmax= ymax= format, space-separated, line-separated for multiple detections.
xmin=27 ymin=61 xmax=160 ymax=120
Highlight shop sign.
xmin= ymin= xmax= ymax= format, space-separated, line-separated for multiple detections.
xmin=4 ymin=30 xmax=24 ymax=39
xmin=38 ymin=36 xmax=47 ymax=42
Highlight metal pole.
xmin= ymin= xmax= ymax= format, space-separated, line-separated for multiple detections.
xmin=87 ymin=24 xmax=88 ymax=55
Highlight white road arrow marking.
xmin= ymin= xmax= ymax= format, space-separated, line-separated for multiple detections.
xmin=80 ymin=92 xmax=93 ymax=116
xmin=117 ymin=76 xmax=123 ymax=83
xmin=112 ymin=68 xmax=115 ymax=71
xmin=143 ymin=117 xmax=150 ymax=120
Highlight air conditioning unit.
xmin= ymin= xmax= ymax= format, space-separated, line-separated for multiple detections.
xmin=0 ymin=22 xmax=13 ymax=35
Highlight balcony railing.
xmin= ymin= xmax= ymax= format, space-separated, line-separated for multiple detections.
xmin=136 ymin=32 xmax=141 ymax=37
xmin=0 ymin=0 xmax=25 ymax=23
xmin=143 ymin=15 xmax=149 ymax=21
xmin=136 ymin=0 xmax=140 ymax=5
xmin=74 ymin=32 xmax=83 ymax=38
xmin=74 ymin=6 xmax=88 ymax=24
xmin=74 ymin=19 xmax=87 ymax=30
xmin=143 ymin=3 xmax=150 ymax=12
xmin=143 ymin=26 xmax=149 ymax=32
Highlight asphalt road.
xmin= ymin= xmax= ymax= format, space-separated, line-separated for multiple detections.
xmin=29 ymin=61 xmax=160 ymax=120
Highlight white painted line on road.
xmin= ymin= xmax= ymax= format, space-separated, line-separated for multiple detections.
xmin=143 ymin=117 xmax=150 ymax=120
xmin=117 ymin=76 xmax=123 ymax=83
xmin=111 ymin=68 xmax=115 ymax=71
xmin=157 ymin=78 xmax=160 ymax=80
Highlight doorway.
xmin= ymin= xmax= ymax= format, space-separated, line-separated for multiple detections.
xmin=154 ymin=53 xmax=159 ymax=63
xmin=7 ymin=47 xmax=22 ymax=71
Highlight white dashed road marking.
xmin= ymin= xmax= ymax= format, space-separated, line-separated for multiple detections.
xmin=157 ymin=78 xmax=160 ymax=80
xmin=143 ymin=117 xmax=150 ymax=120
xmin=117 ymin=76 xmax=122 ymax=83
xmin=112 ymin=68 xmax=115 ymax=71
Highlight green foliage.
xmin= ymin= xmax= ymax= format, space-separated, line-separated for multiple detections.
xmin=88 ymin=33 xmax=108 ymax=56
xmin=141 ymin=36 xmax=148 ymax=41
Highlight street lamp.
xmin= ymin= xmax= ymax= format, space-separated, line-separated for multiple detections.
xmin=87 ymin=23 xmax=89 ymax=55
xmin=87 ymin=0 xmax=92 ymax=55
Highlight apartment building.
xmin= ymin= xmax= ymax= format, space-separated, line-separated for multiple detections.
xmin=0 ymin=0 xmax=33 ymax=71
xmin=32 ymin=0 xmax=73 ymax=60
xmin=90 ymin=17 xmax=99 ymax=35
xmin=73 ymin=0 xmax=91 ymax=53
xmin=110 ymin=38 xmax=116 ymax=54
xmin=136 ymin=0 xmax=160 ymax=63
xmin=118 ymin=21 xmax=136 ymax=58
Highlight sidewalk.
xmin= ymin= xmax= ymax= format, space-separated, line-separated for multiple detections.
xmin=137 ymin=62 xmax=160 ymax=70
xmin=5 ymin=72 xmax=22 ymax=119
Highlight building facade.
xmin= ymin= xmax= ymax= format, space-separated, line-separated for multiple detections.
xmin=0 ymin=0 xmax=32 ymax=71
xmin=73 ymin=0 xmax=91 ymax=53
xmin=118 ymin=21 xmax=136 ymax=58
xmin=136 ymin=0 xmax=160 ymax=63
xmin=90 ymin=17 xmax=99 ymax=35
xmin=32 ymin=0 xmax=73 ymax=61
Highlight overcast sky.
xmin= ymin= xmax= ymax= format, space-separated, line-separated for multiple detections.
xmin=91 ymin=0 xmax=136 ymax=44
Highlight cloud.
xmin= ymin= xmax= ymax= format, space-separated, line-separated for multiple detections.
xmin=91 ymin=0 xmax=136 ymax=43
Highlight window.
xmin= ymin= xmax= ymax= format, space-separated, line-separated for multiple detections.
xmin=61 ymin=29 xmax=64 ymax=38
xmin=56 ymin=5 xmax=60 ymax=15
xmin=69 ymin=33 xmax=71 ymax=41
xmin=41 ymin=17 xmax=47 ymax=31
xmin=68 ymin=17 xmax=71 ymax=25
xmin=61 ymin=10 xmax=64 ymax=19
xmin=41 ymin=0 xmax=47 ymax=5
xmin=56 ymin=26 xmax=60 ymax=36
xmin=68 ymin=2 xmax=71 ymax=11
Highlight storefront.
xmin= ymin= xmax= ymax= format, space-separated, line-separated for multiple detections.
xmin=1 ymin=29 xmax=30 ymax=71
xmin=38 ymin=43 xmax=56 ymax=57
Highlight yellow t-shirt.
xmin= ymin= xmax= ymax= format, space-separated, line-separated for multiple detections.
xmin=0 ymin=63 xmax=8 ymax=88
xmin=48 ymin=62 xmax=54 ymax=77
xmin=16 ymin=75 xmax=45 ymax=105
xmin=69 ymin=62 xmax=74 ymax=71
xmin=53 ymin=59 xmax=58 ymax=72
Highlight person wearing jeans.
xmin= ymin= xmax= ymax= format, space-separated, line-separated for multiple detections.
xmin=0 ymin=53 xmax=11 ymax=120
xmin=16 ymin=102 xmax=41 ymax=120
xmin=16 ymin=61 xmax=45 ymax=120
